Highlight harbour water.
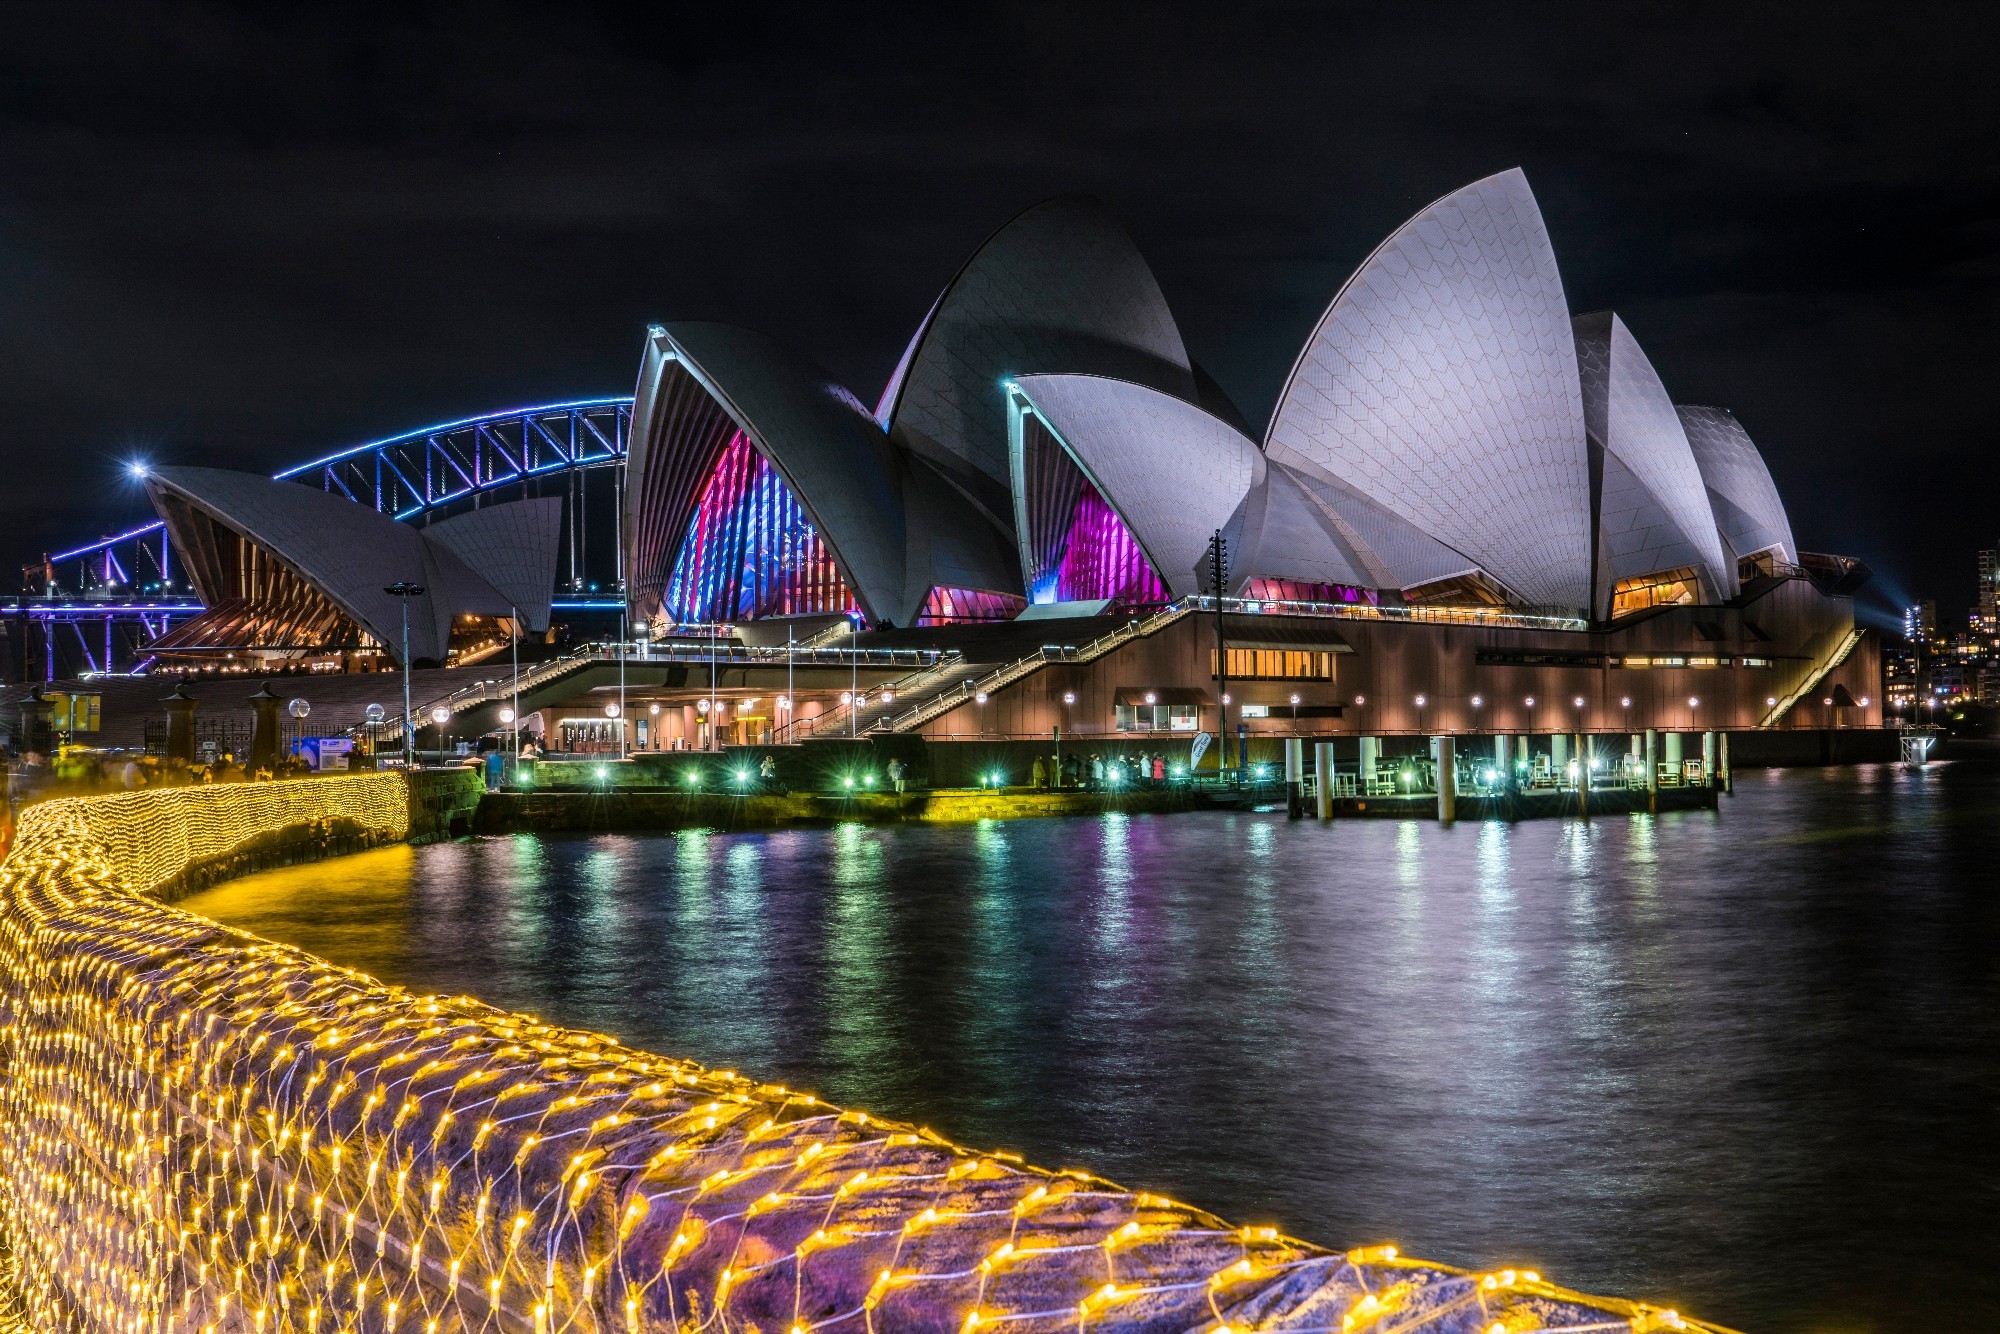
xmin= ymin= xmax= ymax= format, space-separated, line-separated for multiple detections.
xmin=185 ymin=759 xmax=2000 ymax=1332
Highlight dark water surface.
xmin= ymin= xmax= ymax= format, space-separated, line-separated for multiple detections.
xmin=185 ymin=762 xmax=2000 ymax=1332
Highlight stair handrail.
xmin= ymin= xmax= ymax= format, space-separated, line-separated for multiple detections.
xmin=877 ymin=600 xmax=1198 ymax=734
xmin=1757 ymin=624 xmax=1864 ymax=729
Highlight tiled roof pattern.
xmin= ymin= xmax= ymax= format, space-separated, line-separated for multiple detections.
xmin=1676 ymin=405 xmax=1797 ymax=565
xmin=1013 ymin=375 xmax=1257 ymax=596
xmin=650 ymin=323 xmax=910 ymax=623
xmin=1264 ymin=168 xmax=1591 ymax=610
xmin=1574 ymin=313 xmax=1733 ymax=613
xmin=422 ymin=497 xmax=565 ymax=632
xmin=886 ymin=197 xmax=1196 ymax=510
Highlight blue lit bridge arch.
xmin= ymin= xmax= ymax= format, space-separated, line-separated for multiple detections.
xmin=11 ymin=398 xmax=634 ymax=679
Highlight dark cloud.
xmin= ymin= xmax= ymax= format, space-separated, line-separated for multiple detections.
xmin=3 ymin=0 xmax=1996 ymax=620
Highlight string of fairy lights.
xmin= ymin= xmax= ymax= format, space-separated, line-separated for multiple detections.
xmin=0 ymin=776 xmax=1727 ymax=1334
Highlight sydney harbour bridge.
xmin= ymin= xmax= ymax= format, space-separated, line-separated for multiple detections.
xmin=6 ymin=398 xmax=633 ymax=680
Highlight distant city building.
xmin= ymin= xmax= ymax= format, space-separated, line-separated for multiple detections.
xmin=1978 ymin=545 xmax=2000 ymax=637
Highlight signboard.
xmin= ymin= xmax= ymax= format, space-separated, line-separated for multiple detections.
xmin=1189 ymin=731 xmax=1212 ymax=770
xmin=295 ymin=737 xmax=354 ymax=772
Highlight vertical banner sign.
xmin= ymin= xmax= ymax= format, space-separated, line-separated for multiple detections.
xmin=1190 ymin=730 xmax=1212 ymax=770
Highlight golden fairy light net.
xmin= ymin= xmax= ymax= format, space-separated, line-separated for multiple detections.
xmin=0 ymin=776 xmax=1729 ymax=1334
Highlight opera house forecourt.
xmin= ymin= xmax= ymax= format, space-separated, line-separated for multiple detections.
xmin=0 ymin=169 xmax=1871 ymax=1333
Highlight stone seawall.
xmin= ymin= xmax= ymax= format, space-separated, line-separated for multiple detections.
xmin=0 ymin=775 xmax=1723 ymax=1334
xmin=473 ymin=787 xmax=1198 ymax=834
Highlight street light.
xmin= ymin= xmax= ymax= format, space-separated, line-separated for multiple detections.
xmin=383 ymin=581 xmax=425 ymax=768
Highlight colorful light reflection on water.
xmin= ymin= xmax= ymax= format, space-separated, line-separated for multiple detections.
xmin=185 ymin=761 xmax=2000 ymax=1334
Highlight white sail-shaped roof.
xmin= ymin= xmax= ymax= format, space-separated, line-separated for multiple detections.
xmin=1264 ymin=168 xmax=1592 ymax=611
xmin=1573 ymin=312 xmax=1735 ymax=614
xmin=882 ymin=197 xmax=1196 ymax=527
xmin=1258 ymin=462 xmax=1481 ymax=592
xmin=1676 ymin=405 xmax=1797 ymax=565
xmin=146 ymin=467 xmax=541 ymax=664
xmin=1010 ymin=374 xmax=1256 ymax=598
xmin=424 ymin=498 xmax=564 ymax=632
xmin=628 ymin=323 xmax=1019 ymax=627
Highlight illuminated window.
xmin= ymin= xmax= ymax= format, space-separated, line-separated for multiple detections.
xmin=1211 ymin=649 xmax=1336 ymax=680
xmin=917 ymin=587 xmax=1027 ymax=625
xmin=1241 ymin=578 xmax=1376 ymax=607
xmin=1611 ymin=566 xmax=1700 ymax=617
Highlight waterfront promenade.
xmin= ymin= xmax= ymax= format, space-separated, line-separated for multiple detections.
xmin=0 ymin=773 xmax=1726 ymax=1333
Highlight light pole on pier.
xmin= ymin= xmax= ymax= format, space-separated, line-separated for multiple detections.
xmin=383 ymin=581 xmax=425 ymax=769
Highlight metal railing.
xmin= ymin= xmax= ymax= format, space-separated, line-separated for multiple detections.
xmin=879 ymin=602 xmax=1197 ymax=734
xmin=771 ymin=650 xmax=970 ymax=743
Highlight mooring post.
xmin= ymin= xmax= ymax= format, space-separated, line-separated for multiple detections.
xmin=1573 ymin=729 xmax=1588 ymax=818
xmin=1644 ymin=728 xmax=1659 ymax=813
xmin=1719 ymin=731 xmax=1732 ymax=794
xmin=1359 ymin=736 xmax=1379 ymax=792
xmin=1284 ymin=736 xmax=1304 ymax=818
xmin=1314 ymin=740 xmax=1334 ymax=819
xmin=1434 ymin=735 xmax=1456 ymax=824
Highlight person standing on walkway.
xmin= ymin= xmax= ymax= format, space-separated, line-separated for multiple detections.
xmin=887 ymin=756 xmax=906 ymax=796
xmin=1032 ymin=755 xmax=1047 ymax=790
xmin=1088 ymin=754 xmax=1103 ymax=790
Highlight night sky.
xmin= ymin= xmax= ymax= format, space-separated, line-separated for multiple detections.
xmin=4 ymin=3 xmax=1995 ymax=624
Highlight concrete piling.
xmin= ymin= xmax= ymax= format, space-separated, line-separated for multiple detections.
xmin=1644 ymin=729 xmax=1659 ymax=812
xmin=1314 ymin=741 xmax=1334 ymax=819
xmin=1435 ymin=736 xmax=1456 ymax=824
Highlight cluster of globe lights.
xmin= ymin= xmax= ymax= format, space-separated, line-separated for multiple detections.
xmin=0 ymin=775 xmax=1719 ymax=1334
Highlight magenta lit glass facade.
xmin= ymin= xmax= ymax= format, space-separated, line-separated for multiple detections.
xmin=1243 ymin=578 xmax=1378 ymax=606
xmin=1020 ymin=414 xmax=1167 ymax=606
xmin=917 ymin=587 xmax=1028 ymax=625
xmin=665 ymin=433 xmax=859 ymax=624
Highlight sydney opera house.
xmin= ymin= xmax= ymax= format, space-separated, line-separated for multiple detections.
xmin=4 ymin=169 xmax=1878 ymax=757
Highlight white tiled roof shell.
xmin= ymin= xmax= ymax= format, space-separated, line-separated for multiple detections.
xmin=1676 ymin=405 xmax=1797 ymax=565
xmin=645 ymin=323 xmax=911 ymax=624
xmin=884 ymin=197 xmax=1196 ymax=521
xmin=423 ymin=497 xmax=564 ymax=632
xmin=1264 ymin=168 xmax=1592 ymax=611
xmin=1264 ymin=462 xmax=1481 ymax=591
xmin=1573 ymin=312 xmax=1735 ymax=613
xmin=147 ymin=467 xmax=522 ymax=664
xmin=1012 ymin=375 xmax=1258 ymax=597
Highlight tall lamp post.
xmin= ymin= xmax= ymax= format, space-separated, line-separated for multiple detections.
xmin=384 ymin=581 xmax=425 ymax=769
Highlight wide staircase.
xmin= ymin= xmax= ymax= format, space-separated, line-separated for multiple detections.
xmin=862 ymin=601 xmax=1198 ymax=735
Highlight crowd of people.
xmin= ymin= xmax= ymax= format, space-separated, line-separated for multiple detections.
xmin=1028 ymin=751 xmax=1182 ymax=790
